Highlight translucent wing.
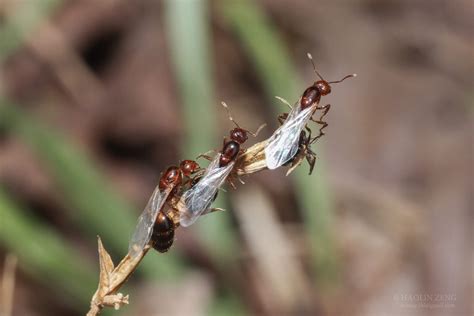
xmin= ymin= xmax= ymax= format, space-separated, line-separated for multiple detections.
xmin=180 ymin=154 xmax=234 ymax=227
xmin=265 ymin=105 xmax=314 ymax=169
xmin=128 ymin=185 xmax=172 ymax=257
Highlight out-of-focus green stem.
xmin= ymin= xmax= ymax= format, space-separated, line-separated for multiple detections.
xmin=0 ymin=100 xmax=184 ymax=279
xmin=0 ymin=187 xmax=95 ymax=306
xmin=164 ymin=1 xmax=245 ymax=315
xmin=220 ymin=0 xmax=339 ymax=283
xmin=164 ymin=0 xmax=238 ymax=261
xmin=220 ymin=0 xmax=299 ymax=102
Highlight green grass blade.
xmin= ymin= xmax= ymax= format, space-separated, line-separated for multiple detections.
xmin=0 ymin=0 xmax=62 ymax=62
xmin=220 ymin=0 xmax=339 ymax=283
xmin=0 ymin=187 xmax=95 ymax=306
xmin=0 ymin=100 xmax=184 ymax=278
xmin=164 ymin=1 xmax=244 ymax=314
xmin=164 ymin=0 xmax=238 ymax=261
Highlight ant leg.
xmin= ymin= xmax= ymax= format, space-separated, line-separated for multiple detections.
xmin=306 ymin=152 xmax=317 ymax=175
xmin=196 ymin=154 xmax=213 ymax=161
xmin=315 ymin=103 xmax=331 ymax=112
xmin=304 ymin=124 xmax=313 ymax=137
xmin=310 ymin=104 xmax=331 ymax=144
xmin=286 ymin=156 xmax=304 ymax=176
xmin=228 ymin=178 xmax=237 ymax=190
xmin=196 ymin=149 xmax=215 ymax=161
xmin=226 ymin=174 xmax=242 ymax=189
xmin=202 ymin=207 xmax=226 ymax=216
xmin=275 ymin=96 xmax=292 ymax=110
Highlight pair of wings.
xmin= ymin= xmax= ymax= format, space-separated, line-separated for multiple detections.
xmin=128 ymin=184 xmax=174 ymax=258
xmin=128 ymin=154 xmax=234 ymax=257
xmin=265 ymin=104 xmax=315 ymax=170
xmin=179 ymin=154 xmax=234 ymax=227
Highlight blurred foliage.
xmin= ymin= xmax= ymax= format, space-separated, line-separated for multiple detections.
xmin=0 ymin=0 xmax=61 ymax=62
xmin=220 ymin=0 xmax=338 ymax=283
xmin=0 ymin=101 xmax=185 ymax=280
xmin=0 ymin=0 xmax=470 ymax=314
xmin=0 ymin=0 xmax=338 ymax=314
xmin=164 ymin=1 xmax=245 ymax=315
xmin=164 ymin=0 xmax=238 ymax=262
xmin=0 ymin=186 xmax=94 ymax=307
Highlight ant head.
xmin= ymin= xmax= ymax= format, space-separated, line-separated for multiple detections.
xmin=179 ymin=160 xmax=200 ymax=177
xmin=222 ymin=101 xmax=247 ymax=144
xmin=230 ymin=127 xmax=248 ymax=144
xmin=306 ymin=52 xmax=356 ymax=96
xmin=315 ymin=80 xmax=331 ymax=96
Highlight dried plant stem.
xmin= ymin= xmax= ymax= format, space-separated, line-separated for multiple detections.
xmin=86 ymin=144 xmax=270 ymax=316
xmin=86 ymin=238 xmax=149 ymax=316
xmin=1 ymin=254 xmax=17 ymax=316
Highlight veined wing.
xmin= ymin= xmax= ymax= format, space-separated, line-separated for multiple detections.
xmin=128 ymin=185 xmax=173 ymax=258
xmin=265 ymin=105 xmax=314 ymax=169
xmin=180 ymin=154 xmax=234 ymax=227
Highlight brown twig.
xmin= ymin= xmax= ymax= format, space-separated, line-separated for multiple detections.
xmin=86 ymin=237 xmax=148 ymax=316
xmin=85 ymin=141 xmax=272 ymax=315
xmin=1 ymin=254 xmax=18 ymax=316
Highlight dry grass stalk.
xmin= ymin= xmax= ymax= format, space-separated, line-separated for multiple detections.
xmin=1 ymin=254 xmax=18 ymax=316
xmin=86 ymin=142 xmax=272 ymax=315
xmin=86 ymin=237 xmax=147 ymax=316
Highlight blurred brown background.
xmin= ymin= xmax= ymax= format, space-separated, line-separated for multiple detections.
xmin=0 ymin=0 xmax=472 ymax=316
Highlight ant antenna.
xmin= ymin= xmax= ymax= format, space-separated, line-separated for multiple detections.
xmin=221 ymin=101 xmax=240 ymax=128
xmin=308 ymin=53 xmax=357 ymax=85
xmin=328 ymin=73 xmax=357 ymax=84
xmin=307 ymin=53 xmax=325 ymax=81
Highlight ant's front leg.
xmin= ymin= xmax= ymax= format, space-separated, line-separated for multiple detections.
xmin=228 ymin=178 xmax=237 ymax=190
xmin=202 ymin=207 xmax=226 ymax=216
xmin=315 ymin=103 xmax=330 ymax=115
xmin=196 ymin=149 xmax=215 ymax=162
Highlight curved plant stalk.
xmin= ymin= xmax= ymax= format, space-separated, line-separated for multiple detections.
xmin=87 ymin=238 xmax=147 ymax=316
xmin=0 ymin=254 xmax=18 ymax=316
xmin=85 ymin=140 xmax=275 ymax=315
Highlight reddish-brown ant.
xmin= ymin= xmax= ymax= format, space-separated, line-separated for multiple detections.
xmin=218 ymin=102 xmax=265 ymax=167
xmin=266 ymin=54 xmax=355 ymax=172
xmin=278 ymin=53 xmax=356 ymax=144
xmin=197 ymin=102 xmax=265 ymax=183
xmin=151 ymin=160 xmax=201 ymax=253
xmin=129 ymin=159 xmax=201 ymax=255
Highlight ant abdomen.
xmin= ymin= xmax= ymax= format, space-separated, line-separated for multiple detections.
xmin=151 ymin=212 xmax=175 ymax=253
